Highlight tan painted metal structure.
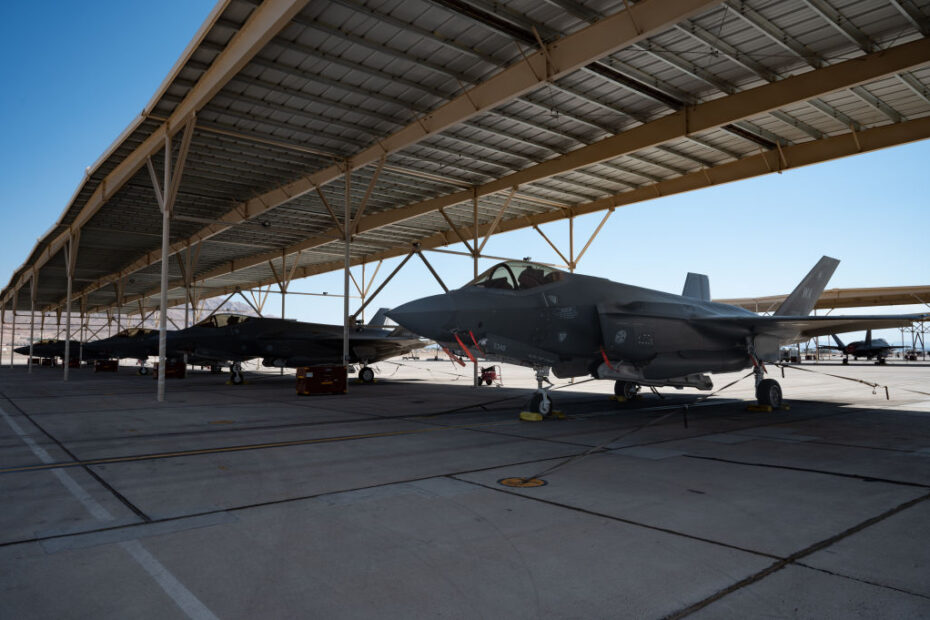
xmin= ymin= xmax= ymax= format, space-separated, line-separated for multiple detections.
xmin=2 ymin=0 xmax=929 ymax=386
xmin=716 ymin=285 xmax=930 ymax=313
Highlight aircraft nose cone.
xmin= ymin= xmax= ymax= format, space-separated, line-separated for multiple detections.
xmin=388 ymin=294 xmax=454 ymax=340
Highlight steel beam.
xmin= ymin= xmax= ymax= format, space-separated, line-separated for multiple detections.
xmin=217 ymin=116 xmax=930 ymax=291
xmin=1 ymin=0 xmax=309 ymax=309
xmin=112 ymin=37 xmax=930 ymax=310
xmin=37 ymin=0 xmax=719 ymax=312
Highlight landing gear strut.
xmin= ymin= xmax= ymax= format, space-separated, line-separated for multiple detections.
xmin=614 ymin=380 xmax=640 ymax=400
xmin=229 ymin=362 xmax=244 ymax=385
xmin=359 ymin=366 xmax=375 ymax=384
xmin=750 ymin=341 xmax=782 ymax=408
xmin=525 ymin=367 xmax=554 ymax=416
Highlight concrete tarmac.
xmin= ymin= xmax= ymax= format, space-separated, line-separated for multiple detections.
xmin=0 ymin=357 xmax=928 ymax=618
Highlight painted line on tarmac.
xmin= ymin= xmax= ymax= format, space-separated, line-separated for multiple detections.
xmin=0 ymin=405 xmax=218 ymax=620
xmin=0 ymin=418 xmax=520 ymax=475
xmin=0 ymin=397 xmax=744 ymax=476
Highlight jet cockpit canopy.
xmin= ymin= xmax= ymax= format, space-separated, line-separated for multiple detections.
xmin=467 ymin=261 xmax=564 ymax=291
xmin=195 ymin=314 xmax=252 ymax=328
xmin=115 ymin=328 xmax=155 ymax=338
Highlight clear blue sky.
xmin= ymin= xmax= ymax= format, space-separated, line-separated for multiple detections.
xmin=1 ymin=2 xmax=927 ymax=346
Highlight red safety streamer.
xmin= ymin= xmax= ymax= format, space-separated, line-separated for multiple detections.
xmin=453 ymin=333 xmax=477 ymax=363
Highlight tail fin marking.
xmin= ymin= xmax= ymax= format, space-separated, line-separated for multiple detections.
xmin=774 ymin=256 xmax=840 ymax=317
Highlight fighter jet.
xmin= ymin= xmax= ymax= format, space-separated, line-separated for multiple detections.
xmin=822 ymin=330 xmax=900 ymax=364
xmin=167 ymin=310 xmax=423 ymax=384
xmin=14 ymin=339 xmax=110 ymax=364
xmin=82 ymin=328 xmax=159 ymax=373
xmin=388 ymin=257 xmax=923 ymax=414
xmin=14 ymin=339 xmax=81 ymax=362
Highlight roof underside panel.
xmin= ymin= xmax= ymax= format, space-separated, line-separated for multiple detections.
xmin=3 ymin=0 xmax=929 ymax=315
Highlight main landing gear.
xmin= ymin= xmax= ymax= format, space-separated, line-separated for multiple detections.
xmin=614 ymin=380 xmax=640 ymax=400
xmin=358 ymin=366 xmax=375 ymax=384
xmin=229 ymin=362 xmax=244 ymax=385
xmin=752 ymin=358 xmax=782 ymax=408
xmin=138 ymin=361 xmax=149 ymax=376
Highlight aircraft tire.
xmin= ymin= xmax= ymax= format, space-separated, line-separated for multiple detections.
xmin=359 ymin=367 xmax=375 ymax=384
xmin=528 ymin=393 xmax=552 ymax=416
xmin=138 ymin=367 xmax=149 ymax=376
xmin=756 ymin=379 xmax=782 ymax=408
xmin=230 ymin=371 xmax=244 ymax=385
xmin=614 ymin=381 xmax=639 ymax=399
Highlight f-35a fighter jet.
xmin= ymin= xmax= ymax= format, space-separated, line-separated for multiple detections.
xmin=388 ymin=257 xmax=922 ymax=415
xmin=167 ymin=311 xmax=423 ymax=384
xmin=14 ymin=339 xmax=88 ymax=362
xmin=82 ymin=328 xmax=159 ymax=373
xmin=822 ymin=329 xmax=901 ymax=364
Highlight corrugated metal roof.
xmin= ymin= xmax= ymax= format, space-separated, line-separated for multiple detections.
xmin=3 ymin=0 xmax=929 ymax=316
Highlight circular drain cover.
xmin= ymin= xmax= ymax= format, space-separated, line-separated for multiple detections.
xmin=498 ymin=477 xmax=547 ymax=488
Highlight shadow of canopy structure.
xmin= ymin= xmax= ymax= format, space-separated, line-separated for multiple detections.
xmin=1 ymin=0 xmax=930 ymax=399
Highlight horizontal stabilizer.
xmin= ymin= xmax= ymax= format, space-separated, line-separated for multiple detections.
xmin=691 ymin=313 xmax=924 ymax=342
xmin=682 ymin=273 xmax=711 ymax=301
xmin=775 ymin=256 xmax=839 ymax=316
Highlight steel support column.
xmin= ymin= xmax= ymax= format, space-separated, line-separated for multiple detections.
xmin=28 ymin=271 xmax=37 ymax=373
xmin=148 ymin=117 xmax=195 ymax=402
xmin=473 ymin=190 xmax=479 ymax=387
xmin=8 ymin=292 xmax=16 ymax=367
xmin=343 ymin=164 xmax=351 ymax=368
xmin=0 ymin=306 xmax=5 ymax=369
xmin=63 ymin=232 xmax=79 ymax=381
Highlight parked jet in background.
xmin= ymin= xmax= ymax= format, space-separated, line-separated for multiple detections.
xmin=168 ymin=310 xmax=423 ymax=384
xmin=82 ymin=328 xmax=158 ymax=372
xmin=389 ymin=257 xmax=923 ymax=414
xmin=14 ymin=339 xmax=81 ymax=362
xmin=823 ymin=330 xmax=899 ymax=364
xmin=14 ymin=339 xmax=110 ymax=364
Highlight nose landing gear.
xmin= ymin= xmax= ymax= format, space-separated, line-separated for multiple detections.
xmin=229 ymin=362 xmax=244 ymax=385
xmin=521 ymin=367 xmax=556 ymax=421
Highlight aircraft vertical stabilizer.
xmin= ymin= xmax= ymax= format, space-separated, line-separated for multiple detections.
xmin=369 ymin=307 xmax=391 ymax=327
xmin=682 ymin=273 xmax=711 ymax=301
xmin=775 ymin=256 xmax=839 ymax=316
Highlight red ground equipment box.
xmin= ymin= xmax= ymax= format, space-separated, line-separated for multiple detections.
xmin=94 ymin=359 xmax=119 ymax=373
xmin=152 ymin=360 xmax=187 ymax=379
xmin=68 ymin=359 xmax=81 ymax=368
xmin=296 ymin=365 xmax=347 ymax=395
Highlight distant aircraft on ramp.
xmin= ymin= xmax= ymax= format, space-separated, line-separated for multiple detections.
xmin=821 ymin=329 xmax=900 ymax=364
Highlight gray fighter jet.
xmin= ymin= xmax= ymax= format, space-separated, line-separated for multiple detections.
xmin=821 ymin=330 xmax=901 ymax=364
xmin=14 ymin=339 xmax=82 ymax=362
xmin=388 ymin=258 xmax=922 ymax=414
xmin=14 ymin=339 xmax=112 ymax=364
xmin=82 ymin=328 xmax=159 ymax=373
xmin=168 ymin=311 xmax=423 ymax=384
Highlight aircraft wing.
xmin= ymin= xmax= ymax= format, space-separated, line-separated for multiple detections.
xmin=691 ymin=314 xmax=925 ymax=341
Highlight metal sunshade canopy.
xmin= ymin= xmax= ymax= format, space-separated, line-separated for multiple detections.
xmin=2 ymin=0 xmax=930 ymax=317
